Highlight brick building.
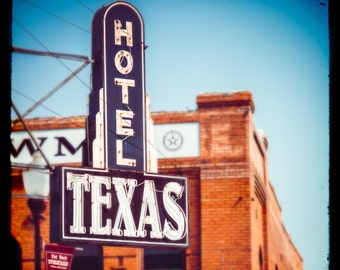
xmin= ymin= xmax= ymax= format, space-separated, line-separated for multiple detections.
xmin=10 ymin=91 xmax=303 ymax=269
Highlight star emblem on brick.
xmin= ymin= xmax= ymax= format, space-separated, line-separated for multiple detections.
xmin=163 ymin=130 xmax=183 ymax=151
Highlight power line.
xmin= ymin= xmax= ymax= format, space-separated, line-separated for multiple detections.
xmin=11 ymin=1 xmax=167 ymax=164
xmin=13 ymin=18 xmax=91 ymax=89
xmin=21 ymin=0 xmax=91 ymax=34
xmin=74 ymin=0 xmax=95 ymax=13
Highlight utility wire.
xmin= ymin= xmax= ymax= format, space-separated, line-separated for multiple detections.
xmin=13 ymin=17 xmax=91 ymax=90
xmin=74 ymin=0 xmax=95 ymax=13
xmin=12 ymin=1 xmax=167 ymax=164
xmin=21 ymin=0 xmax=91 ymax=33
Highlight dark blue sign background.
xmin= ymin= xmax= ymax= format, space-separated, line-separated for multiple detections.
xmin=51 ymin=2 xmax=190 ymax=250
xmin=50 ymin=166 xmax=189 ymax=248
xmin=87 ymin=2 xmax=146 ymax=171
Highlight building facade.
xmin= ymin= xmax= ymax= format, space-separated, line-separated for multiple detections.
xmin=10 ymin=91 xmax=303 ymax=269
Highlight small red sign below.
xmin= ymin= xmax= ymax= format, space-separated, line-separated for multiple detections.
xmin=45 ymin=244 xmax=75 ymax=270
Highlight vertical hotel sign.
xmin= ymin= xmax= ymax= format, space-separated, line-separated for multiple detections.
xmin=50 ymin=1 xmax=188 ymax=248
xmin=87 ymin=1 xmax=146 ymax=171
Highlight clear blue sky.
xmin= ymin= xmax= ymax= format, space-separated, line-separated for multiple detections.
xmin=11 ymin=0 xmax=329 ymax=269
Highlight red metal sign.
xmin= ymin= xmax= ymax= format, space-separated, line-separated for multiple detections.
xmin=45 ymin=244 xmax=75 ymax=270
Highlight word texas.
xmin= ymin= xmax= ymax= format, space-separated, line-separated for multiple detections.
xmin=51 ymin=167 xmax=189 ymax=247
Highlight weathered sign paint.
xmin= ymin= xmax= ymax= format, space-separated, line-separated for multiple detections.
xmin=50 ymin=1 xmax=188 ymax=248
xmin=87 ymin=1 xmax=146 ymax=171
xmin=50 ymin=166 xmax=188 ymax=247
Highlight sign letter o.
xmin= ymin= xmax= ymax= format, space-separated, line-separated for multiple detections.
xmin=115 ymin=50 xmax=133 ymax=74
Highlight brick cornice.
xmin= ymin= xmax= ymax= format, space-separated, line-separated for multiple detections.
xmin=196 ymin=91 xmax=255 ymax=113
xmin=11 ymin=115 xmax=86 ymax=131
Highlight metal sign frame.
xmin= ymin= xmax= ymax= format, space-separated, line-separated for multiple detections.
xmin=87 ymin=1 xmax=147 ymax=171
xmin=50 ymin=166 xmax=189 ymax=248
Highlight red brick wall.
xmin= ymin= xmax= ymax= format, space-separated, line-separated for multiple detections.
xmin=10 ymin=91 xmax=303 ymax=270
xmin=153 ymin=91 xmax=302 ymax=270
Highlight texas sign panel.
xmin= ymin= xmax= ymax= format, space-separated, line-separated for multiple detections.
xmin=50 ymin=166 xmax=189 ymax=248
